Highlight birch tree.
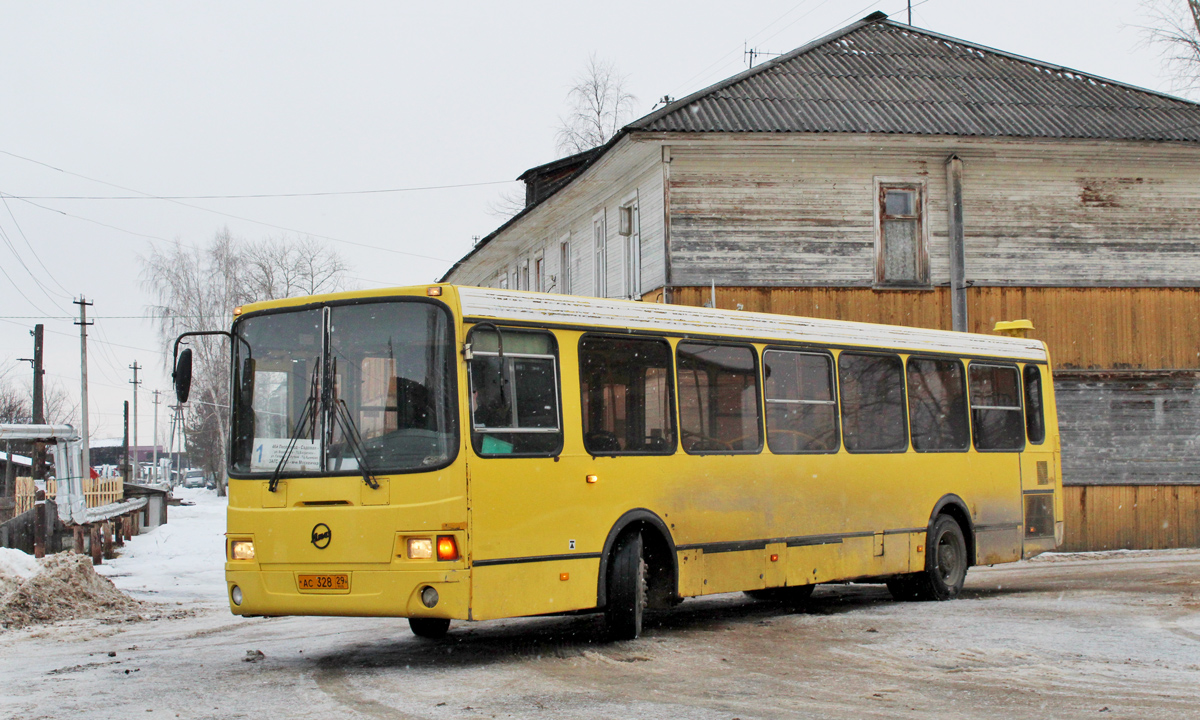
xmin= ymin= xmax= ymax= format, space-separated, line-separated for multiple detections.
xmin=555 ymin=55 xmax=638 ymax=156
xmin=1145 ymin=0 xmax=1200 ymax=95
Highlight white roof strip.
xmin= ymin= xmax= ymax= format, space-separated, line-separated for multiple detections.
xmin=457 ymin=287 xmax=1048 ymax=362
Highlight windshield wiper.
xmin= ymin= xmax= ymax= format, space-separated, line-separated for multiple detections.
xmin=269 ymin=360 xmax=321 ymax=493
xmin=331 ymin=398 xmax=380 ymax=490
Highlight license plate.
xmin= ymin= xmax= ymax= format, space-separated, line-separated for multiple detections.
xmin=297 ymin=574 xmax=349 ymax=591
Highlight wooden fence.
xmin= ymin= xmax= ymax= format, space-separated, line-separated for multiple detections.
xmin=14 ymin=476 xmax=123 ymax=516
xmin=1060 ymin=484 xmax=1200 ymax=551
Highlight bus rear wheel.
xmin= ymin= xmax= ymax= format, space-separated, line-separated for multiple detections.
xmin=605 ymin=531 xmax=646 ymax=641
xmin=907 ymin=515 xmax=968 ymax=601
xmin=409 ymin=617 xmax=451 ymax=639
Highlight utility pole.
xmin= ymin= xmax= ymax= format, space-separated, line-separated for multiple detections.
xmin=122 ymin=401 xmax=130 ymax=485
xmin=152 ymin=390 xmax=161 ymax=483
xmin=16 ymin=324 xmax=46 ymax=489
xmin=129 ymin=361 xmax=141 ymax=480
xmin=74 ymin=297 xmax=93 ymax=479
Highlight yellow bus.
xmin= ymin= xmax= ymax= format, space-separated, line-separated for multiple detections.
xmin=185 ymin=284 xmax=1062 ymax=640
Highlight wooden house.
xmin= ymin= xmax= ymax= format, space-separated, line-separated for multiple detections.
xmin=442 ymin=13 xmax=1200 ymax=551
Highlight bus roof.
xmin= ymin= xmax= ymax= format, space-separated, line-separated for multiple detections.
xmin=457 ymin=287 xmax=1048 ymax=362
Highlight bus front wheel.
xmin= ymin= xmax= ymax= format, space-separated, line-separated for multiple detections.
xmin=409 ymin=617 xmax=451 ymax=639
xmin=605 ymin=531 xmax=646 ymax=641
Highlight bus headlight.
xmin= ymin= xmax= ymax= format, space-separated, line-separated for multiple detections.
xmin=230 ymin=540 xmax=255 ymax=560
xmin=420 ymin=586 xmax=439 ymax=608
xmin=231 ymin=585 xmax=243 ymax=606
xmin=408 ymin=537 xmax=433 ymax=559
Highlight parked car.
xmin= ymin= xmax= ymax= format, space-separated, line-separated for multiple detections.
xmin=182 ymin=469 xmax=207 ymax=488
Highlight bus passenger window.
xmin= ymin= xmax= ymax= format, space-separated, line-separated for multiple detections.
xmin=1024 ymin=365 xmax=1046 ymax=444
xmin=763 ymin=350 xmax=838 ymax=453
xmin=906 ymin=357 xmax=969 ymax=451
xmin=579 ymin=336 xmax=675 ymax=454
xmin=969 ymin=364 xmax=1024 ymax=451
xmin=839 ymin=353 xmax=907 ymax=453
xmin=677 ymin=342 xmax=762 ymax=454
xmin=468 ymin=329 xmax=562 ymax=456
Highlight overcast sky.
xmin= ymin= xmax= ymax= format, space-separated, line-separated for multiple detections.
xmin=0 ymin=0 xmax=1188 ymax=441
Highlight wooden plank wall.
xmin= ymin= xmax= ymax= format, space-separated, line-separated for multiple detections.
xmin=1061 ymin=485 xmax=1200 ymax=551
xmin=670 ymin=286 xmax=1200 ymax=370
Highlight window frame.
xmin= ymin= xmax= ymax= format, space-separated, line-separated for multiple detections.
xmin=675 ymin=339 xmax=765 ymax=456
xmin=466 ymin=325 xmax=564 ymax=458
xmin=577 ymin=333 xmax=677 ymax=456
xmin=968 ymin=361 xmax=1026 ymax=453
xmin=619 ymin=192 xmax=641 ymax=300
xmin=762 ymin=347 xmax=840 ymax=455
xmin=1023 ymin=364 xmax=1047 ymax=446
xmin=873 ymin=178 xmax=930 ymax=287
xmin=905 ymin=354 xmax=970 ymax=453
xmin=558 ymin=234 xmax=572 ymax=294
xmin=837 ymin=350 xmax=910 ymax=454
xmin=593 ymin=210 xmax=608 ymax=298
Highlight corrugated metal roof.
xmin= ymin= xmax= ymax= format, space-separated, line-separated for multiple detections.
xmin=631 ymin=18 xmax=1200 ymax=142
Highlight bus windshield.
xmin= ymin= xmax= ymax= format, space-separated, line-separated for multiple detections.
xmin=230 ymin=300 xmax=458 ymax=476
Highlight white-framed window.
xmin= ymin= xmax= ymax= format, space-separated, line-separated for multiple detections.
xmin=593 ymin=210 xmax=608 ymax=298
xmin=874 ymin=178 xmax=929 ymax=286
xmin=520 ymin=259 xmax=530 ymax=291
xmin=559 ymin=235 xmax=572 ymax=295
xmin=618 ymin=194 xmax=641 ymax=299
xmin=498 ymin=271 xmax=509 ymax=289
xmin=534 ymin=252 xmax=544 ymax=293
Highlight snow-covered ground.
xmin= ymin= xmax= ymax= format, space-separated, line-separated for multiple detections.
xmin=93 ymin=486 xmax=229 ymax=607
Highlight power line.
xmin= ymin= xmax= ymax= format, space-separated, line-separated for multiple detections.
xmin=3 ymin=179 xmax=516 ymax=200
xmin=0 ymin=195 xmax=74 ymax=298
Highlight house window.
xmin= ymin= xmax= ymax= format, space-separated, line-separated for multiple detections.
xmin=619 ymin=201 xmax=640 ymax=299
xmin=876 ymin=182 xmax=926 ymax=285
xmin=593 ymin=212 xmax=608 ymax=298
xmin=559 ymin=238 xmax=572 ymax=294
xmin=520 ymin=259 xmax=530 ymax=291
xmin=534 ymin=255 xmax=544 ymax=292
xmin=498 ymin=272 xmax=509 ymax=289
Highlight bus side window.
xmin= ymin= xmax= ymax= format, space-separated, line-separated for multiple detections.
xmin=579 ymin=336 xmax=675 ymax=454
xmin=468 ymin=329 xmax=562 ymax=456
xmin=1024 ymin=365 xmax=1046 ymax=444
xmin=677 ymin=342 xmax=763 ymax=454
xmin=906 ymin=356 xmax=969 ymax=452
xmin=839 ymin=352 xmax=907 ymax=453
xmin=969 ymin=364 xmax=1024 ymax=451
xmin=763 ymin=350 xmax=839 ymax=453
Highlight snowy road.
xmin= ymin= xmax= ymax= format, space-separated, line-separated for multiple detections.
xmin=2 ymin=491 xmax=1198 ymax=719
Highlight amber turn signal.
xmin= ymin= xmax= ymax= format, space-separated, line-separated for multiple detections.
xmin=770 ymin=554 xmax=779 ymax=562
xmin=560 ymin=572 xmax=569 ymax=581
xmin=436 ymin=535 xmax=458 ymax=561
xmin=427 ymin=286 xmax=443 ymax=296
xmin=586 ymin=475 xmax=598 ymax=484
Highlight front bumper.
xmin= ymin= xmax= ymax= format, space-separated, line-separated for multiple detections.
xmin=226 ymin=566 xmax=470 ymax=619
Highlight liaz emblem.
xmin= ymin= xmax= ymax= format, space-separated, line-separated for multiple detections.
xmin=311 ymin=523 xmax=332 ymax=549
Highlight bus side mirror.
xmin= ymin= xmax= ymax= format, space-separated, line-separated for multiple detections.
xmin=174 ymin=348 xmax=193 ymax=404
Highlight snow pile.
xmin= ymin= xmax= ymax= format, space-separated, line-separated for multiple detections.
xmin=95 ymin=486 xmax=229 ymax=606
xmin=0 ymin=548 xmax=39 ymax=597
xmin=0 ymin=552 xmax=141 ymax=629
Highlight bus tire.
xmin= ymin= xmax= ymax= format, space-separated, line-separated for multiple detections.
xmin=605 ymin=531 xmax=646 ymax=641
xmin=912 ymin=515 xmax=968 ymax=601
xmin=408 ymin=617 xmax=451 ymax=639
xmin=744 ymin=585 xmax=815 ymax=607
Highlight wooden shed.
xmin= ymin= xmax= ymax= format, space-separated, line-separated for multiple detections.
xmin=443 ymin=13 xmax=1200 ymax=550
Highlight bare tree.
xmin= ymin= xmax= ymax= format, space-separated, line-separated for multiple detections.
xmin=555 ymin=55 xmax=638 ymax=156
xmin=141 ymin=229 xmax=351 ymax=495
xmin=0 ymin=364 xmax=30 ymax=424
xmin=486 ymin=187 xmax=528 ymax=219
xmin=1144 ymin=0 xmax=1200 ymax=95
xmin=243 ymin=235 xmax=350 ymax=300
